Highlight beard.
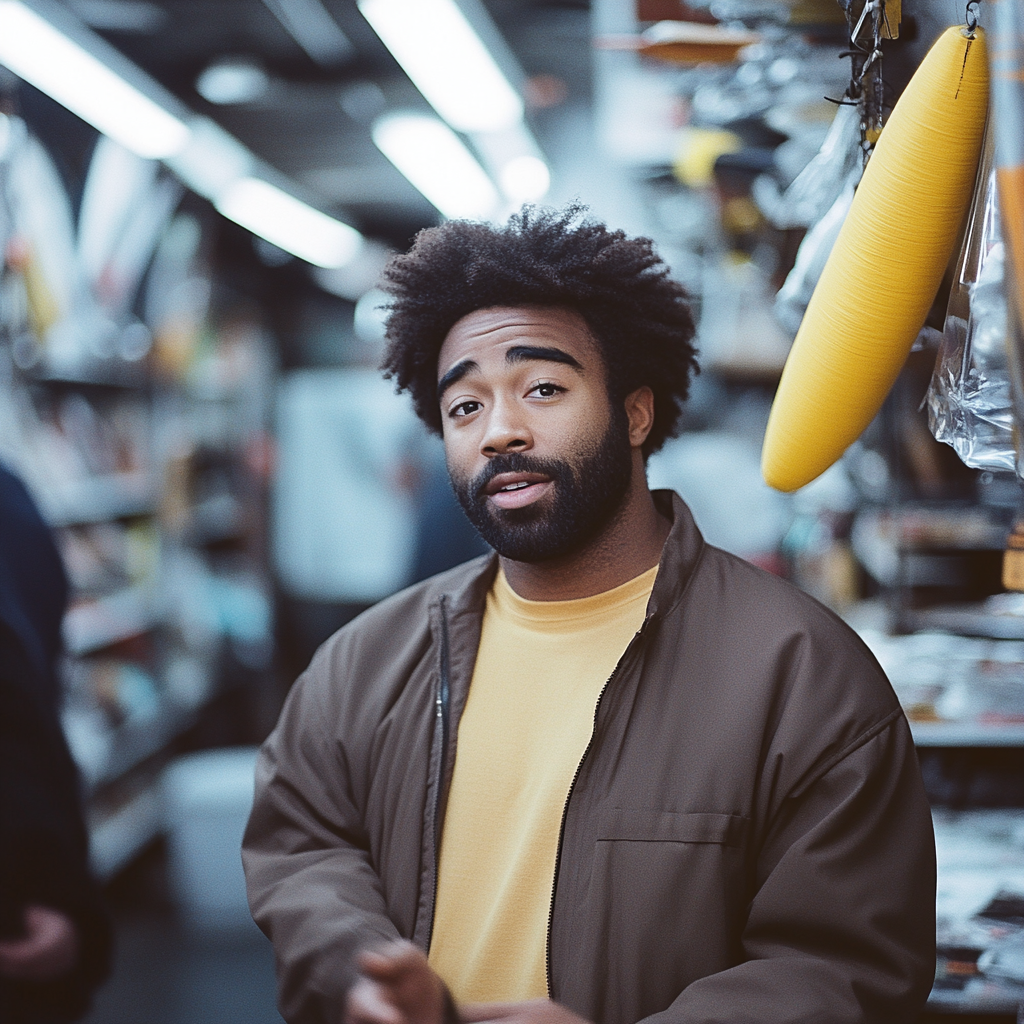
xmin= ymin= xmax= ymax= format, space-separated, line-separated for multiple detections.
xmin=449 ymin=407 xmax=635 ymax=563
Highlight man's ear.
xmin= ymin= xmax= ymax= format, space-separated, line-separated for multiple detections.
xmin=624 ymin=387 xmax=655 ymax=449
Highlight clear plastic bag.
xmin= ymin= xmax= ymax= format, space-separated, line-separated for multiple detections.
xmin=926 ymin=126 xmax=1017 ymax=474
xmin=770 ymin=103 xmax=863 ymax=333
xmin=755 ymin=102 xmax=862 ymax=230
xmin=773 ymin=165 xmax=859 ymax=334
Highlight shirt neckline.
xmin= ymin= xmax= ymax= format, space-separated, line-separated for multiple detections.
xmin=491 ymin=563 xmax=659 ymax=627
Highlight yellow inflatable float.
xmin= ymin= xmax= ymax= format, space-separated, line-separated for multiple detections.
xmin=762 ymin=25 xmax=989 ymax=492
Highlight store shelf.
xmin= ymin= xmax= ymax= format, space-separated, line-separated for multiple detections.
xmin=184 ymin=492 xmax=245 ymax=544
xmin=930 ymin=809 xmax=1024 ymax=1014
xmin=83 ymin=703 xmax=201 ymax=792
xmin=89 ymin=782 xmax=163 ymax=880
xmin=906 ymin=605 xmax=1024 ymax=641
xmin=27 ymin=357 xmax=148 ymax=390
xmin=63 ymin=585 xmax=158 ymax=655
xmin=851 ymin=508 xmax=1009 ymax=589
xmin=927 ymin=979 xmax=1024 ymax=1015
xmin=42 ymin=472 xmax=156 ymax=527
xmin=911 ymin=722 xmax=1024 ymax=747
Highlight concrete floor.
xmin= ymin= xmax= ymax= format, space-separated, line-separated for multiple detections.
xmin=81 ymin=842 xmax=283 ymax=1024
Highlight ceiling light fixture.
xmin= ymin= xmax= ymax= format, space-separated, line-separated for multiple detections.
xmin=215 ymin=177 xmax=363 ymax=269
xmin=499 ymin=155 xmax=551 ymax=204
xmin=358 ymin=0 xmax=523 ymax=133
xmin=261 ymin=0 xmax=354 ymax=67
xmin=196 ymin=59 xmax=269 ymax=105
xmin=66 ymin=0 xmax=166 ymax=33
xmin=0 ymin=1 xmax=368 ymax=271
xmin=0 ymin=0 xmax=191 ymax=159
xmin=372 ymin=112 xmax=500 ymax=221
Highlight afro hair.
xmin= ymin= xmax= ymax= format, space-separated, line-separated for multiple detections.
xmin=380 ymin=204 xmax=698 ymax=456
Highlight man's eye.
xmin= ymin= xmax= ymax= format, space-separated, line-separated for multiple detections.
xmin=451 ymin=400 xmax=481 ymax=417
xmin=530 ymin=382 xmax=564 ymax=398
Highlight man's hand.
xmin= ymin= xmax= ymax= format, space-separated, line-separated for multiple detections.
xmin=346 ymin=940 xmax=448 ymax=1024
xmin=0 ymin=905 xmax=80 ymax=981
xmin=462 ymin=999 xmax=591 ymax=1024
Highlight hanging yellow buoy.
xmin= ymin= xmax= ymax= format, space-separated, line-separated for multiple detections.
xmin=761 ymin=25 xmax=989 ymax=492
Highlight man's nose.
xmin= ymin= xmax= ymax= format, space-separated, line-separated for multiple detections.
xmin=481 ymin=402 xmax=532 ymax=456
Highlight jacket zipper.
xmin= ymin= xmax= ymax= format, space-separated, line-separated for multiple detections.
xmin=545 ymin=619 xmax=651 ymax=997
xmin=426 ymin=597 xmax=452 ymax=950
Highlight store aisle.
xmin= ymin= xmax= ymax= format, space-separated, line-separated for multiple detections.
xmin=82 ymin=843 xmax=283 ymax=1024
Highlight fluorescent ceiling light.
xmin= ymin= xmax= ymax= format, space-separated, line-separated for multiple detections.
xmin=196 ymin=59 xmax=269 ymax=105
xmin=498 ymin=155 xmax=550 ymax=204
xmin=165 ymin=117 xmax=254 ymax=200
xmin=67 ymin=0 xmax=166 ymax=33
xmin=215 ymin=177 xmax=363 ymax=269
xmin=0 ymin=0 xmax=190 ymax=159
xmin=262 ymin=0 xmax=353 ymax=67
xmin=373 ymin=113 xmax=500 ymax=220
xmin=359 ymin=0 xmax=523 ymax=133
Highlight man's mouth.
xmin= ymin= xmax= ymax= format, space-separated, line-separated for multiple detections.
xmin=483 ymin=472 xmax=553 ymax=510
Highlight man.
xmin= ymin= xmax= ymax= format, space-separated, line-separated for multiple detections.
xmin=243 ymin=206 xmax=936 ymax=1024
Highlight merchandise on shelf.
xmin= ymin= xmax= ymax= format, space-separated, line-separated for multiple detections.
xmin=1 ymin=116 xmax=276 ymax=879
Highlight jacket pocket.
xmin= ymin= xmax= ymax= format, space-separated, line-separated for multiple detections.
xmin=596 ymin=807 xmax=747 ymax=845
xmin=576 ymin=809 xmax=750 ymax=1023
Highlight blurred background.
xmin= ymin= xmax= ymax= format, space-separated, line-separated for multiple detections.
xmin=1 ymin=0 xmax=1024 ymax=1021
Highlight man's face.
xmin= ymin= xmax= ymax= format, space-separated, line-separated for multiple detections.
xmin=437 ymin=306 xmax=635 ymax=563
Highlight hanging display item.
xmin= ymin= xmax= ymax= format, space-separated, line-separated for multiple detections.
xmin=988 ymin=0 xmax=1024 ymax=592
xmin=772 ymin=104 xmax=863 ymax=334
xmin=992 ymin=0 xmax=1024 ymax=331
xmin=761 ymin=20 xmax=989 ymax=492
xmin=926 ymin=123 xmax=1016 ymax=476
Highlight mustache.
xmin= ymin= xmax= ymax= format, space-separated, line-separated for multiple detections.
xmin=470 ymin=452 xmax=571 ymax=502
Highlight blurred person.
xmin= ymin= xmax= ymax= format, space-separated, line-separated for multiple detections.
xmin=243 ymin=206 xmax=936 ymax=1024
xmin=409 ymin=435 xmax=489 ymax=584
xmin=0 ymin=464 xmax=112 ymax=1022
xmin=274 ymin=367 xmax=420 ymax=672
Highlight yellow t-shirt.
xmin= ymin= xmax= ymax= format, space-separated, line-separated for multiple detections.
xmin=428 ymin=564 xmax=658 ymax=1004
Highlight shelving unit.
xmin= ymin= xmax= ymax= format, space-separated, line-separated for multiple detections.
xmin=42 ymin=471 xmax=157 ymax=528
xmin=911 ymin=722 xmax=1024 ymax=748
xmin=88 ymin=782 xmax=164 ymax=881
xmin=63 ymin=585 xmax=159 ymax=656
xmin=0 ymin=114 xmax=277 ymax=881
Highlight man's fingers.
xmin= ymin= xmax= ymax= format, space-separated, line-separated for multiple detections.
xmin=358 ymin=940 xmax=425 ymax=979
xmin=0 ymin=907 xmax=79 ymax=981
xmin=346 ymin=978 xmax=404 ymax=1024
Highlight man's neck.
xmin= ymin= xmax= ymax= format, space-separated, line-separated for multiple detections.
xmin=499 ymin=460 xmax=671 ymax=602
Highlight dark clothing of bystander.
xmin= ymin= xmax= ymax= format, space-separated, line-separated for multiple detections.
xmin=0 ymin=464 xmax=112 ymax=1023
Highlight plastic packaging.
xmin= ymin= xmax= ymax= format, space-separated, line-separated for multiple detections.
xmin=774 ymin=166 xmax=859 ymax=334
xmin=755 ymin=102 xmax=862 ymax=231
xmin=926 ymin=125 xmax=1016 ymax=474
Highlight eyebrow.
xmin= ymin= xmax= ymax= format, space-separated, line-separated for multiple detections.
xmin=437 ymin=345 xmax=584 ymax=400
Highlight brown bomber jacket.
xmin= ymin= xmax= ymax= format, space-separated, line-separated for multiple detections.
xmin=243 ymin=492 xmax=936 ymax=1024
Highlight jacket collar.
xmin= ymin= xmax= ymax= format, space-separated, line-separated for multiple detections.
xmin=646 ymin=489 xmax=707 ymax=622
xmin=438 ymin=489 xmax=706 ymax=625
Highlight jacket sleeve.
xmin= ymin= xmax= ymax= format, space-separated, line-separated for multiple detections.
xmin=644 ymin=712 xmax=936 ymax=1024
xmin=242 ymin=665 xmax=404 ymax=1024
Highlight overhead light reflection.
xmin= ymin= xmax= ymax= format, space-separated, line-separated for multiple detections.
xmin=358 ymin=0 xmax=522 ymax=133
xmin=215 ymin=178 xmax=363 ymax=269
xmin=0 ymin=0 xmax=373 ymax=272
xmin=498 ymin=154 xmax=550 ymax=204
xmin=196 ymin=59 xmax=269 ymax=105
xmin=373 ymin=113 xmax=500 ymax=220
xmin=0 ymin=0 xmax=191 ymax=159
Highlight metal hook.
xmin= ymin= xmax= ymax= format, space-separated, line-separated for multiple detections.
xmin=966 ymin=1 xmax=980 ymax=35
xmin=850 ymin=0 xmax=878 ymax=44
